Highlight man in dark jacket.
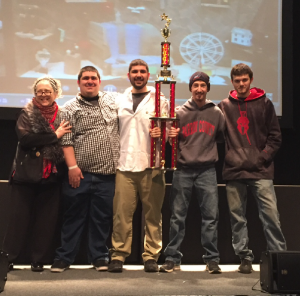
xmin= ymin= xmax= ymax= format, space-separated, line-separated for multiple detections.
xmin=218 ymin=63 xmax=286 ymax=274
xmin=159 ymin=71 xmax=225 ymax=274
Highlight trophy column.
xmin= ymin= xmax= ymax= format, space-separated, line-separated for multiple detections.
xmin=170 ymin=81 xmax=178 ymax=169
xmin=150 ymin=83 xmax=161 ymax=168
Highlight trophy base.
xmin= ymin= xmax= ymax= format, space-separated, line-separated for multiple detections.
xmin=165 ymin=167 xmax=177 ymax=171
xmin=150 ymin=117 xmax=179 ymax=121
xmin=146 ymin=167 xmax=177 ymax=171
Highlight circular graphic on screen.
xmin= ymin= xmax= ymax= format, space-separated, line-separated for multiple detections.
xmin=104 ymin=85 xmax=117 ymax=92
xmin=179 ymin=33 xmax=224 ymax=67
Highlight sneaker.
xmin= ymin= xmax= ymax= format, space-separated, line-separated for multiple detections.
xmin=238 ymin=259 xmax=253 ymax=274
xmin=31 ymin=262 xmax=44 ymax=272
xmin=159 ymin=260 xmax=175 ymax=273
xmin=206 ymin=261 xmax=222 ymax=274
xmin=108 ymin=260 xmax=123 ymax=273
xmin=144 ymin=259 xmax=158 ymax=272
xmin=50 ymin=260 xmax=70 ymax=273
xmin=93 ymin=259 xmax=108 ymax=271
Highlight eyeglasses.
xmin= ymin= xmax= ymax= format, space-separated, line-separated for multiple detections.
xmin=36 ymin=90 xmax=52 ymax=96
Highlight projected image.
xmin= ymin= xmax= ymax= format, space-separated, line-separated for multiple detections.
xmin=12 ymin=0 xmax=161 ymax=79
xmin=0 ymin=0 xmax=6 ymax=81
xmin=1 ymin=0 xmax=282 ymax=115
xmin=0 ymin=20 xmax=4 ymax=78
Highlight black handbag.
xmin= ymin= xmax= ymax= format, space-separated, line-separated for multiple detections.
xmin=12 ymin=143 xmax=43 ymax=183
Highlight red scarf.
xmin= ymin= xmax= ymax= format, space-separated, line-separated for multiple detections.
xmin=32 ymin=98 xmax=58 ymax=178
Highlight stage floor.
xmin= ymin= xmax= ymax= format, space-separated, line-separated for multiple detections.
xmin=2 ymin=264 xmax=272 ymax=296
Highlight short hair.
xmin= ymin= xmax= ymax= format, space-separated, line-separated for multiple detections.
xmin=128 ymin=59 xmax=149 ymax=73
xmin=32 ymin=76 xmax=62 ymax=98
xmin=230 ymin=63 xmax=253 ymax=80
xmin=78 ymin=65 xmax=101 ymax=81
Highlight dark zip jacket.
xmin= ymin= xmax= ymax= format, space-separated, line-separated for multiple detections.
xmin=176 ymin=98 xmax=225 ymax=169
xmin=218 ymin=87 xmax=281 ymax=180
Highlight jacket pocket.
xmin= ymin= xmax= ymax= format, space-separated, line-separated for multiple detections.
xmin=225 ymin=147 xmax=265 ymax=171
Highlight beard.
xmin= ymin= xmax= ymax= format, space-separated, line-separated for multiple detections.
xmin=238 ymin=88 xmax=247 ymax=93
xmin=236 ymin=85 xmax=250 ymax=96
xmin=193 ymin=92 xmax=205 ymax=99
xmin=129 ymin=77 xmax=148 ymax=90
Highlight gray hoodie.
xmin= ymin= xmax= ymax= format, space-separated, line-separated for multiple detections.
xmin=176 ymin=98 xmax=225 ymax=169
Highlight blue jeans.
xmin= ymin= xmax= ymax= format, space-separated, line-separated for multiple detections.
xmin=55 ymin=172 xmax=115 ymax=264
xmin=226 ymin=179 xmax=286 ymax=262
xmin=164 ymin=166 xmax=220 ymax=264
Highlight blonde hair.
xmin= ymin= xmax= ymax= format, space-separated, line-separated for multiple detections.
xmin=32 ymin=76 xmax=62 ymax=98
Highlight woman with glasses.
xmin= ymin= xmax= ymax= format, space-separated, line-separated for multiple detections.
xmin=3 ymin=76 xmax=71 ymax=272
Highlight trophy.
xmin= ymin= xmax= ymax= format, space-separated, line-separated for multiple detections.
xmin=150 ymin=13 xmax=178 ymax=170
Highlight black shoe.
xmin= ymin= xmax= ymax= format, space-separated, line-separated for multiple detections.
xmin=93 ymin=259 xmax=108 ymax=271
xmin=206 ymin=261 xmax=222 ymax=274
xmin=159 ymin=260 xmax=175 ymax=273
xmin=238 ymin=259 xmax=253 ymax=274
xmin=144 ymin=259 xmax=158 ymax=272
xmin=31 ymin=262 xmax=44 ymax=272
xmin=50 ymin=260 xmax=70 ymax=273
xmin=108 ymin=260 xmax=123 ymax=273
xmin=7 ymin=263 xmax=13 ymax=273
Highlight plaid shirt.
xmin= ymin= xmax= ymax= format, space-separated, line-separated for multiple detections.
xmin=61 ymin=92 xmax=119 ymax=175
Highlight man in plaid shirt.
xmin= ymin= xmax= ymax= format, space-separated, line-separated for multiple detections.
xmin=51 ymin=66 xmax=119 ymax=272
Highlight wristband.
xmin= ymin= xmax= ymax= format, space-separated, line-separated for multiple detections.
xmin=68 ymin=165 xmax=78 ymax=170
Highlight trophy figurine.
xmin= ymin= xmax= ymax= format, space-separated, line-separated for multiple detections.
xmin=150 ymin=13 xmax=178 ymax=170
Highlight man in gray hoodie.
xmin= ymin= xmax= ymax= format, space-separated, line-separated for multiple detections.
xmin=159 ymin=72 xmax=225 ymax=274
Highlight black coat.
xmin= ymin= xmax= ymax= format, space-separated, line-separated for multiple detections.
xmin=11 ymin=101 xmax=64 ymax=183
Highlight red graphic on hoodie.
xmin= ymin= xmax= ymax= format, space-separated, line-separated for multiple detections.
xmin=230 ymin=88 xmax=266 ymax=146
xmin=237 ymin=104 xmax=251 ymax=145
xmin=182 ymin=121 xmax=198 ymax=137
xmin=237 ymin=111 xmax=249 ymax=135
xmin=182 ymin=120 xmax=215 ymax=137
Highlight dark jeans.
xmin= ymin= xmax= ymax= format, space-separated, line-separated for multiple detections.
xmin=164 ymin=166 xmax=220 ymax=264
xmin=55 ymin=172 xmax=115 ymax=264
xmin=226 ymin=179 xmax=286 ymax=261
xmin=3 ymin=181 xmax=60 ymax=264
